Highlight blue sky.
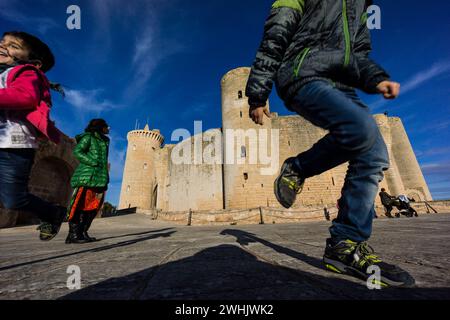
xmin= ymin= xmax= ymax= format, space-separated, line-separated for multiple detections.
xmin=1 ymin=0 xmax=449 ymax=205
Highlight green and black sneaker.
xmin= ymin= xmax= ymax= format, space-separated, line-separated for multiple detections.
xmin=323 ymin=239 xmax=416 ymax=288
xmin=38 ymin=206 xmax=67 ymax=242
xmin=274 ymin=157 xmax=305 ymax=209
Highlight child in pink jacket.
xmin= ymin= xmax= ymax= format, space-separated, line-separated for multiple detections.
xmin=0 ymin=31 xmax=65 ymax=241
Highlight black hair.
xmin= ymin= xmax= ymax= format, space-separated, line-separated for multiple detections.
xmin=3 ymin=31 xmax=55 ymax=73
xmin=85 ymin=119 xmax=109 ymax=134
xmin=381 ymin=188 xmax=386 ymax=192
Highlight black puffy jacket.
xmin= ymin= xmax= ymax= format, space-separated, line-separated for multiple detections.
xmin=246 ymin=0 xmax=390 ymax=107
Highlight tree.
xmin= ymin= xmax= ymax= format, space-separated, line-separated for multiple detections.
xmin=101 ymin=202 xmax=117 ymax=218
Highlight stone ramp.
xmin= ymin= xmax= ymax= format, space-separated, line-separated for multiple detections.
xmin=0 ymin=214 xmax=449 ymax=300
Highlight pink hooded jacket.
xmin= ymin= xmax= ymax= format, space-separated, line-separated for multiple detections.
xmin=0 ymin=64 xmax=61 ymax=144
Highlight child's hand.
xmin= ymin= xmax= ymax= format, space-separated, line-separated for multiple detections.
xmin=250 ymin=106 xmax=271 ymax=126
xmin=376 ymin=81 xmax=401 ymax=100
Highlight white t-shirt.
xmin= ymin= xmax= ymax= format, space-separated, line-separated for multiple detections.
xmin=0 ymin=67 xmax=39 ymax=149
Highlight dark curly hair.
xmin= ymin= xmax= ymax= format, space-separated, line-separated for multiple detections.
xmin=85 ymin=119 xmax=109 ymax=134
xmin=3 ymin=31 xmax=55 ymax=73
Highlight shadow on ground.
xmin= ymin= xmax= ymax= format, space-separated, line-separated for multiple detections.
xmin=221 ymin=229 xmax=324 ymax=270
xmin=0 ymin=228 xmax=176 ymax=272
xmin=61 ymin=231 xmax=450 ymax=300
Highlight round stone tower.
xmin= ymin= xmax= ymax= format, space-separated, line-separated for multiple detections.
xmin=119 ymin=125 xmax=164 ymax=210
xmin=221 ymin=67 xmax=276 ymax=210
xmin=374 ymin=114 xmax=406 ymax=196
xmin=389 ymin=117 xmax=433 ymax=201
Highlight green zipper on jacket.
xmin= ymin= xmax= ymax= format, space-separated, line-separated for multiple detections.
xmin=294 ymin=47 xmax=311 ymax=78
xmin=342 ymin=0 xmax=351 ymax=67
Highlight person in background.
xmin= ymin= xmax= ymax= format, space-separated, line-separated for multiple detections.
xmin=66 ymin=119 xmax=110 ymax=244
xmin=379 ymin=188 xmax=398 ymax=218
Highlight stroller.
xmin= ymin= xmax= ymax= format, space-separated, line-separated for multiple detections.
xmin=395 ymin=195 xmax=419 ymax=218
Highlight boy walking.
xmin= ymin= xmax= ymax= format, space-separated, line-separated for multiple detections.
xmin=246 ymin=0 xmax=414 ymax=287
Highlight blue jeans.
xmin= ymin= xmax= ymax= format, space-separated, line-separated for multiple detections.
xmin=286 ymin=81 xmax=390 ymax=243
xmin=0 ymin=149 xmax=59 ymax=224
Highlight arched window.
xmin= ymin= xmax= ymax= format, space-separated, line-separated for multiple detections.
xmin=238 ymin=91 xmax=243 ymax=99
xmin=244 ymin=173 xmax=249 ymax=181
xmin=241 ymin=146 xmax=247 ymax=158
xmin=143 ymin=163 xmax=148 ymax=170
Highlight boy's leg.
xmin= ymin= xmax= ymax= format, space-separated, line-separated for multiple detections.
xmin=287 ymin=80 xmax=388 ymax=242
xmin=329 ymin=127 xmax=389 ymax=242
xmin=0 ymin=149 xmax=65 ymax=239
xmin=285 ymin=81 xmax=414 ymax=287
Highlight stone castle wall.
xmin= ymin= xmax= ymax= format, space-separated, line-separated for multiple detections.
xmin=118 ymin=67 xmax=433 ymax=215
xmin=162 ymin=130 xmax=224 ymax=212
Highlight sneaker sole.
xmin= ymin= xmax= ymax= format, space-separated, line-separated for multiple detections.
xmin=323 ymin=257 xmax=416 ymax=288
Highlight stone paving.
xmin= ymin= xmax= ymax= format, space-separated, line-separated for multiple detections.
xmin=0 ymin=213 xmax=449 ymax=300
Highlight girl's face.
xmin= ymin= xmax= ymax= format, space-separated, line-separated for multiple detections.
xmin=0 ymin=35 xmax=31 ymax=66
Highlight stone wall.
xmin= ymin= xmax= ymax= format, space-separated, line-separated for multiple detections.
xmin=139 ymin=200 xmax=449 ymax=227
xmin=162 ymin=130 xmax=224 ymax=212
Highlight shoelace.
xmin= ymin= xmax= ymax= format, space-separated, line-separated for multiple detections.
xmin=281 ymin=177 xmax=304 ymax=194
xmin=352 ymin=242 xmax=383 ymax=269
xmin=38 ymin=223 xmax=54 ymax=236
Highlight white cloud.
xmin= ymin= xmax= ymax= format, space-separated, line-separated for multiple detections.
xmin=422 ymin=162 xmax=450 ymax=176
xmin=0 ymin=1 xmax=58 ymax=34
xmin=372 ymin=60 xmax=450 ymax=111
xmin=87 ymin=0 xmax=187 ymax=103
xmin=401 ymin=61 xmax=450 ymax=94
xmin=417 ymin=147 xmax=450 ymax=158
xmin=65 ymin=89 xmax=122 ymax=113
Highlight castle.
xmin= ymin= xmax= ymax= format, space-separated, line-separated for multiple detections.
xmin=118 ymin=67 xmax=432 ymax=213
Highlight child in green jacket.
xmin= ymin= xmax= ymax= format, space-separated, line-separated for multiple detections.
xmin=66 ymin=119 xmax=110 ymax=244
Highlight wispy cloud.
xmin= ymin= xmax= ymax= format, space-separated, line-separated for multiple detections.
xmin=372 ymin=60 xmax=450 ymax=111
xmin=0 ymin=1 xmax=58 ymax=34
xmin=88 ymin=0 xmax=186 ymax=103
xmin=421 ymin=162 xmax=450 ymax=200
xmin=416 ymin=146 xmax=450 ymax=159
xmin=65 ymin=89 xmax=122 ymax=113
xmin=410 ymin=119 xmax=450 ymax=136
xmin=401 ymin=61 xmax=450 ymax=94
xmin=422 ymin=162 xmax=450 ymax=176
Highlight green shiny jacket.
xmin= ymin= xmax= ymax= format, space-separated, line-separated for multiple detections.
xmin=70 ymin=132 xmax=110 ymax=189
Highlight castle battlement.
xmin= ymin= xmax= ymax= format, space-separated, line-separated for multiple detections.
xmin=127 ymin=126 xmax=164 ymax=145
